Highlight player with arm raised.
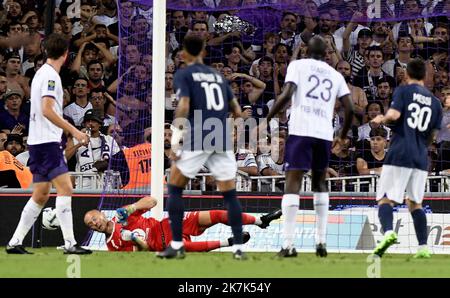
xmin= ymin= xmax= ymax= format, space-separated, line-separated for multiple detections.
xmin=156 ymin=34 xmax=245 ymax=260
xmin=84 ymin=196 xmax=281 ymax=252
xmin=6 ymin=33 xmax=92 ymax=255
xmin=371 ymin=58 xmax=443 ymax=259
xmin=266 ymin=36 xmax=354 ymax=258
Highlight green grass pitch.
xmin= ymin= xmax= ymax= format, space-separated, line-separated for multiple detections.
xmin=1 ymin=248 xmax=450 ymax=278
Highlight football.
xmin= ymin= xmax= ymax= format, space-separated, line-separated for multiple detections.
xmin=42 ymin=207 xmax=60 ymax=230
xmin=132 ymin=228 xmax=146 ymax=241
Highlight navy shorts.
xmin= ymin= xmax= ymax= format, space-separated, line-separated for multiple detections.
xmin=284 ymin=135 xmax=332 ymax=172
xmin=28 ymin=142 xmax=68 ymax=183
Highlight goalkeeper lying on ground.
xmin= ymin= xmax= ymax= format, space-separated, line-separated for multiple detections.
xmin=84 ymin=196 xmax=281 ymax=252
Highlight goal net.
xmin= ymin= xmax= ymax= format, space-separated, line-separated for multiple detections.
xmin=84 ymin=0 xmax=450 ymax=253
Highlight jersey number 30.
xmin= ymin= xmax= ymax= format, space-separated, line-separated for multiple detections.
xmin=407 ymin=103 xmax=432 ymax=132
xmin=201 ymin=82 xmax=224 ymax=111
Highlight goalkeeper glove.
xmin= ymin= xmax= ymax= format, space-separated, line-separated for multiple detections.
xmin=116 ymin=204 xmax=136 ymax=225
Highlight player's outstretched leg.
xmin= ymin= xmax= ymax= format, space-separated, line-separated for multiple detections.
xmin=408 ymin=200 xmax=431 ymax=259
xmin=157 ymin=184 xmax=186 ymax=259
xmin=208 ymin=210 xmax=256 ymax=226
xmin=206 ymin=209 xmax=281 ymax=229
xmin=6 ymin=196 xmax=44 ymax=254
xmin=182 ymin=232 xmax=251 ymax=252
xmin=258 ymin=209 xmax=282 ymax=229
xmin=184 ymin=241 xmax=220 ymax=252
xmin=373 ymin=199 xmax=397 ymax=257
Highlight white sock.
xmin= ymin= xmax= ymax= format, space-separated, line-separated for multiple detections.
xmin=220 ymin=239 xmax=229 ymax=247
xmin=170 ymin=241 xmax=184 ymax=249
xmin=55 ymin=196 xmax=77 ymax=249
xmin=281 ymin=194 xmax=299 ymax=249
xmin=314 ymin=193 xmax=329 ymax=245
xmin=8 ymin=198 xmax=43 ymax=247
xmin=254 ymin=218 xmax=262 ymax=226
xmin=385 ymin=230 xmax=395 ymax=236
xmin=418 ymin=244 xmax=428 ymax=250
xmin=232 ymin=244 xmax=243 ymax=252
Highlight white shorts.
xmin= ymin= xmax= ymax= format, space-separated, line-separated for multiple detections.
xmin=175 ymin=151 xmax=237 ymax=181
xmin=376 ymin=165 xmax=428 ymax=204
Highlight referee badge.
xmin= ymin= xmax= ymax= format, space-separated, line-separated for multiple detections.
xmin=48 ymin=80 xmax=56 ymax=91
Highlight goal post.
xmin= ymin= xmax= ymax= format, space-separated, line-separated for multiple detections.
xmin=150 ymin=0 xmax=166 ymax=220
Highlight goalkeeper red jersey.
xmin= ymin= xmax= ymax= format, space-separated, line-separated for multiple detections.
xmin=106 ymin=209 xmax=170 ymax=251
xmin=106 ymin=209 xmax=203 ymax=251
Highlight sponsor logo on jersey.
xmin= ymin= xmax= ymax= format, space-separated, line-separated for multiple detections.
xmin=48 ymin=80 xmax=56 ymax=91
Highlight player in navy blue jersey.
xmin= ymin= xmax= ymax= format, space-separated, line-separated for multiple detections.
xmin=156 ymin=34 xmax=246 ymax=260
xmin=372 ymin=58 xmax=443 ymax=258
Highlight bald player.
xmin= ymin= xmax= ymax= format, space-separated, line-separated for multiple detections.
xmin=267 ymin=36 xmax=354 ymax=258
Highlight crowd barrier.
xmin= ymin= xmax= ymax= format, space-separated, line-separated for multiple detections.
xmin=1 ymin=190 xmax=449 ymax=252
xmin=68 ymin=171 xmax=450 ymax=193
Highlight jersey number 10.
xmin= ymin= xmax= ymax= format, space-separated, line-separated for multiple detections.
xmin=201 ymin=82 xmax=224 ymax=111
xmin=407 ymin=103 xmax=432 ymax=132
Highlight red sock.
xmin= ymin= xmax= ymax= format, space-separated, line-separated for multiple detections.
xmin=184 ymin=241 xmax=221 ymax=252
xmin=209 ymin=210 xmax=256 ymax=225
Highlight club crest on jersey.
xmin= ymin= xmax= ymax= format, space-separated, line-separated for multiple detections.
xmin=48 ymin=80 xmax=56 ymax=91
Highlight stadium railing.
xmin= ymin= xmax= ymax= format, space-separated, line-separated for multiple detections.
xmin=69 ymin=171 xmax=450 ymax=192
xmin=70 ymin=171 xmax=122 ymax=190
xmin=241 ymin=174 xmax=448 ymax=193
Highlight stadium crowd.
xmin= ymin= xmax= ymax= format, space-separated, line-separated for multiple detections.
xmin=0 ymin=0 xmax=449 ymax=191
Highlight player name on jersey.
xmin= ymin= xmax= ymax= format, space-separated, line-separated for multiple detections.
xmin=300 ymin=105 xmax=328 ymax=119
xmin=132 ymin=147 xmax=151 ymax=158
xmin=174 ymin=63 xmax=234 ymax=152
xmin=413 ymin=93 xmax=431 ymax=106
xmin=309 ymin=64 xmax=332 ymax=75
xmin=192 ymin=72 xmax=224 ymax=83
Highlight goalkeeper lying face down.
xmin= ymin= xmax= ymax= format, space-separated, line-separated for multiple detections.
xmin=84 ymin=196 xmax=281 ymax=252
